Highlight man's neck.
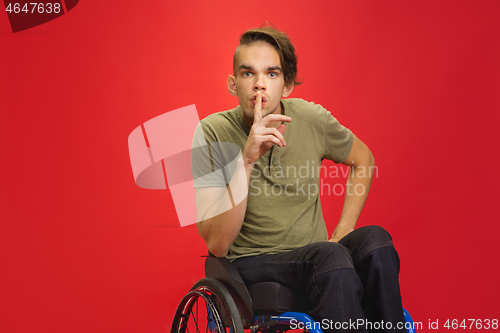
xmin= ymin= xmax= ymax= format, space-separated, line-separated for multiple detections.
xmin=267 ymin=101 xmax=285 ymax=128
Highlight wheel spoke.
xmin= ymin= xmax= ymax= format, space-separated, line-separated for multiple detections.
xmin=171 ymin=279 xmax=243 ymax=333
xmin=190 ymin=299 xmax=201 ymax=333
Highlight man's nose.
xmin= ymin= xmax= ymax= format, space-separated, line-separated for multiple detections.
xmin=254 ymin=75 xmax=266 ymax=91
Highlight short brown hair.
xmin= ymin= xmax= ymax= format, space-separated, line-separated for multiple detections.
xmin=234 ymin=26 xmax=302 ymax=87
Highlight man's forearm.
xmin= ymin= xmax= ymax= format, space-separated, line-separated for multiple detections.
xmin=197 ymin=157 xmax=254 ymax=257
xmin=338 ymin=165 xmax=373 ymax=228
xmin=332 ymin=151 xmax=375 ymax=241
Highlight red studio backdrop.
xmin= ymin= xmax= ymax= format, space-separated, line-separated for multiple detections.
xmin=1 ymin=1 xmax=499 ymax=332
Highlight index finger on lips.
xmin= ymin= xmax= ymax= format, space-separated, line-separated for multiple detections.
xmin=253 ymin=91 xmax=262 ymax=124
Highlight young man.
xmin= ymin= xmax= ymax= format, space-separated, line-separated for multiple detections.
xmin=192 ymin=27 xmax=406 ymax=332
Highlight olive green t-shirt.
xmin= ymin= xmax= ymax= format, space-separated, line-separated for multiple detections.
xmin=192 ymin=98 xmax=353 ymax=260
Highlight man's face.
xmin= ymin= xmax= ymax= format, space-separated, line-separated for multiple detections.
xmin=228 ymin=41 xmax=293 ymax=125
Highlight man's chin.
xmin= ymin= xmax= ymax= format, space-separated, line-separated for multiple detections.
xmin=262 ymin=108 xmax=279 ymax=117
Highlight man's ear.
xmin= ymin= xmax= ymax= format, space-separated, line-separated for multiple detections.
xmin=227 ymin=75 xmax=238 ymax=96
xmin=282 ymin=84 xmax=294 ymax=98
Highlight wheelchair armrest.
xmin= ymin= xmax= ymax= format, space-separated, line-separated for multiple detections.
xmin=205 ymin=256 xmax=254 ymax=328
xmin=205 ymin=255 xmax=245 ymax=284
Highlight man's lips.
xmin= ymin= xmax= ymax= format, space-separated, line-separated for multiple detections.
xmin=252 ymin=100 xmax=266 ymax=108
xmin=251 ymin=94 xmax=267 ymax=102
xmin=251 ymin=95 xmax=267 ymax=107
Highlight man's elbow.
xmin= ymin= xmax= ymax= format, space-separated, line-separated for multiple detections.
xmin=368 ymin=149 xmax=375 ymax=167
xmin=355 ymin=147 xmax=375 ymax=169
xmin=207 ymin=241 xmax=230 ymax=258
xmin=366 ymin=150 xmax=378 ymax=180
xmin=197 ymin=222 xmax=231 ymax=257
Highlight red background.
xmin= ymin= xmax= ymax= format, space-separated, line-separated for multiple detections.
xmin=1 ymin=1 xmax=499 ymax=332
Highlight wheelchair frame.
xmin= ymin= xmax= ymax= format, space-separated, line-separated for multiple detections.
xmin=171 ymin=256 xmax=417 ymax=333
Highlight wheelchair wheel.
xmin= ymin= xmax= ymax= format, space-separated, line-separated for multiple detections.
xmin=171 ymin=278 xmax=244 ymax=333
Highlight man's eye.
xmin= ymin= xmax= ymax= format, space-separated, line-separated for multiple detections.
xmin=269 ymin=72 xmax=278 ymax=78
xmin=243 ymin=72 xmax=252 ymax=77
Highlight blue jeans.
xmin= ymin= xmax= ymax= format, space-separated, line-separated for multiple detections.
xmin=232 ymin=225 xmax=406 ymax=333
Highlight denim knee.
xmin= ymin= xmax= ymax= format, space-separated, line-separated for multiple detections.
xmin=339 ymin=225 xmax=395 ymax=266
xmin=312 ymin=242 xmax=354 ymax=276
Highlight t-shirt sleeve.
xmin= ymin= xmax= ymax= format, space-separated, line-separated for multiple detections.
xmin=191 ymin=120 xmax=241 ymax=188
xmin=191 ymin=121 xmax=227 ymax=188
xmin=323 ymin=110 xmax=354 ymax=163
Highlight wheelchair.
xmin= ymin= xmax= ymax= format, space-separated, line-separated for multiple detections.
xmin=171 ymin=254 xmax=417 ymax=333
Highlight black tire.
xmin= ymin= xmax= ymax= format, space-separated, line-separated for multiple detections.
xmin=171 ymin=278 xmax=245 ymax=333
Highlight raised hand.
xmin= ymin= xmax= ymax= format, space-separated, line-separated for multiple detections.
xmin=242 ymin=91 xmax=291 ymax=167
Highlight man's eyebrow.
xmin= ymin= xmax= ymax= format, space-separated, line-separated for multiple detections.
xmin=237 ymin=64 xmax=282 ymax=72
xmin=267 ymin=66 xmax=282 ymax=72
xmin=238 ymin=64 xmax=254 ymax=71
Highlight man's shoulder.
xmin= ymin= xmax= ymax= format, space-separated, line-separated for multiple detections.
xmin=198 ymin=105 xmax=247 ymax=143
xmin=282 ymin=98 xmax=329 ymax=120
xmin=201 ymin=105 xmax=241 ymax=128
